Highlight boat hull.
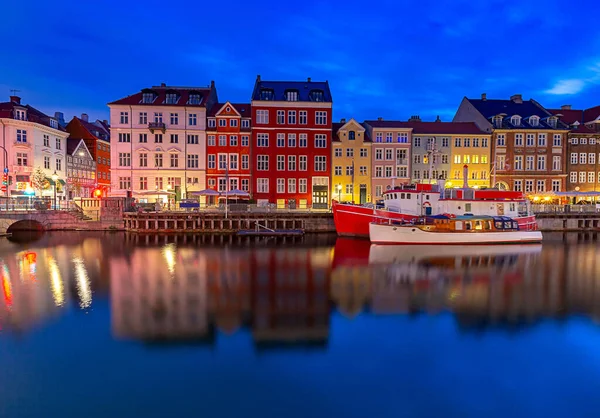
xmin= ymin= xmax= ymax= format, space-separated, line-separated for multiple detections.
xmin=369 ymin=223 xmax=543 ymax=245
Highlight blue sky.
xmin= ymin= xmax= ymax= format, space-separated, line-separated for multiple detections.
xmin=1 ymin=0 xmax=599 ymax=123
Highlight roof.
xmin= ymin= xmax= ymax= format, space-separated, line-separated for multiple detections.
xmin=108 ymin=83 xmax=215 ymax=107
xmin=0 ymin=98 xmax=67 ymax=132
xmin=67 ymin=138 xmax=91 ymax=157
xmin=95 ymin=120 xmax=111 ymax=134
xmin=406 ymin=121 xmax=486 ymax=135
xmin=363 ymin=120 xmax=413 ymax=129
xmin=208 ymin=102 xmax=251 ymax=117
xmin=548 ymin=106 xmax=600 ymax=134
xmin=251 ymin=77 xmax=332 ymax=102
xmin=78 ymin=117 xmax=110 ymax=141
xmin=467 ymin=98 xmax=568 ymax=130
xmin=331 ymin=122 xmax=344 ymax=142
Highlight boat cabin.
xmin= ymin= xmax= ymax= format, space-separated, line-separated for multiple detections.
xmin=411 ymin=215 xmax=521 ymax=233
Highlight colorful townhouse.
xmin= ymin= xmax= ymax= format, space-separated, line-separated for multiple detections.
xmin=65 ymin=113 xmax=111 ymax=196
xmin=206 ymin=102 xmax=252 ymax=199
xmin=108 ymin=82 xmax=218 ymax=203
xmin=331 ymin=118 xmax=371 ymax=204
xmin=548 ymin=105 xmax=600 ymax=192
xmin=66 ymin=138 xmax=97 ymax=199
xmin=453 ymin=94 xmax=570 ymax=193
xmin=250 ymin=76 xmax=333 ymax=209
xmin=362 ymin=119 xmax=412 ymax=200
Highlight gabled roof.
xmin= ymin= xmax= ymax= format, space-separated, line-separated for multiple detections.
xmin=363 ymin=120 xmax=413 ymax=129
xmin=467 ymin=98 xmax=567 ymax=130
xmin=208 ymin=102 xmax=251 ymax=117
xmin=67 ymin=138 xmax=92 ymax=158
xmin=68 ymin=117 xmax=110 ymax=141
xmin=95 ymin=120 xmax=111 ymax=134
xmin=332 ymin=119 xmax=370 ymax=142
xmin=251 ymin=76 xmax=332 ymax=102
xmin=407 ymin=121 xmax=486 ymax=135
xmin=109 ymin=83 xmax=215 ymax=107
xmin=548 ymin=106 xmax=600 ymax=134
xmin=0 ymin=98 xmax=67 ymax=132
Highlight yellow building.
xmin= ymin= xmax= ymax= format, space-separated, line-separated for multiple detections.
xmin=448 ymin=131 xmax=493 ymax=189
xmin=332 ymin=118 xmax=372 ymax=203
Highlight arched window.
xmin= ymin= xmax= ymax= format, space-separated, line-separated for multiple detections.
xmin=348 ymin=131 xmax=356 ymax=140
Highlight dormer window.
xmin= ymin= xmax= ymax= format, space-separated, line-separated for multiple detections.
xmin=188 ymin=93 xmax=202 ymax=105
xmin=260 ymin=89 xmax=275 ymax=101
xmin=529 ymin=116 xmax=539 ymax=127
xmin=286 ymin=90 xmax=299 ymax=101
xmin=208 ymin=118 xmax=216 ymax=128
xmin=142 ymin=92 xmax=155 ymax=104
xmin=50 ymin=119 xmax=58 ymax=129
xmin=511 ymin=115 xmax=521 ymax=126
xmin=241 ymin=119 xmax=250 ymax=128
xmin=15 ymin=109 xmax=27 ymax=120
xmin=548 ymin=117 xmax=557 ymax=128
xmin=309 ymin=90 xmax=324 ymax=102
xmin=493 ymin=115 xmax=503 ymax=128
xmin=349 ymin=131 xmax=356 ymax=140
xmin=165 ymin=92 xmax=178 ymax=104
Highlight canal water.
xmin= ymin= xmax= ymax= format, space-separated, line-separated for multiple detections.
xmin=1 ymin=232 xmax=600 ymax=418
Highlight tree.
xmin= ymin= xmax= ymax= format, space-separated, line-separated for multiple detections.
xmin=31 ymin=167 xmax=48 ymax=197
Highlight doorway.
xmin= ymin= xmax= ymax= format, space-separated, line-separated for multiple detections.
xmin=359 ymin=184 xmax=367 ymax=204
xmin=312 ymin=185 xmax=328 ymax=209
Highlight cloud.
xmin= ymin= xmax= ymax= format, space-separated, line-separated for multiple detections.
xmin=545 ymin=79 xmax=586 ymax=95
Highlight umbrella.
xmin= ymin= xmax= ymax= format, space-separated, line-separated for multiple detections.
xmin=189 ymin=189 xmax=221 ymax=196
xmin=221 ymin=189 xmax=250 ymax=199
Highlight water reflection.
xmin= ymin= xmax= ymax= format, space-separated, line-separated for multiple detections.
xmin=1 ymin=232 xmax=600 ymax=338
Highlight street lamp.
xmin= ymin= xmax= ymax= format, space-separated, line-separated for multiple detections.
xmin=51 ymin=171 xmax=58 ymax=210
xmin=337 ymin=184 xmax=342 ymax=202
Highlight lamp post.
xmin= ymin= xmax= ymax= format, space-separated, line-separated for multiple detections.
xmin=337 ymin=184 xmax=342 ymax=202
xmin=51 ymin=171 xmax=58 ymax=210
xmin=167 ymin=184 xmax=172 ymax=211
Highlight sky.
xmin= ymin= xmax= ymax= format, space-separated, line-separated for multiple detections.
xmin=1 ymin=0 xmax=600 ymax=124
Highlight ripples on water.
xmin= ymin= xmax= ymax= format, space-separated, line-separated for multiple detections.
xmin=1 ymin=231 xmax=600 ymax=418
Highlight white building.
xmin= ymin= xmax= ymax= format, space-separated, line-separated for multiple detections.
xmin=0 ymin=95 xmax=69 ymax=199
xmin=108 ymin=83 xmax=218 ymax=202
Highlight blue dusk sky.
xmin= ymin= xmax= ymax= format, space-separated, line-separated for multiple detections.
xmin=1 ymin=0 xmax=599 ymax=124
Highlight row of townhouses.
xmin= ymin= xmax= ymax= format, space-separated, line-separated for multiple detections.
xmin=2 ymin=79 xmax=599 ymax=206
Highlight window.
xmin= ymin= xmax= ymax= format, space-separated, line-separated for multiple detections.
xmin=299 ymin=156 xmax=307 ymax=171
xmin=155 ymin=177 xmax=163 ymax=190
xmin=241 ymin=154 xmax=249 ymax=170
xmin=230 ymin=135 xmax=238 ymax=146
xmin=56 ymin=159 xmax=62 ymax=171
xmin=375 ymin=166 xmax=383 ymax=178
xmin=16 ymin=152 xmax=28 ymax=166
xmin=208 ymin=155 xmax=215 ymax=169
xmin=279 ymin=178 xmax=288 ymax=193
xmin=187 ymin=134 xmax=199 ymax=144
xmin=277 ymin=155 xmax=285 ymax=171
xmin=140 ymin=177 xmax=148 ymax=190
xmin=570 ymin=172 xmax=577 ymax=183
xmin=257 ymin=155 xmax=269 ymax=171
xmin=375 ymin=133 xmax=383 ymax=143
xmin=360 ymin=148 xmax=368 ymax=157
xmin=553 ymin=134 xmax=562 ymax=147
xmin=229 ymin=119 xmax=238 ymax=128
xmin=240 ymin=178 xmax=249 ymax=191
xmin=538 ymin=134 xmax=547 ymax=147
xmin=515 ymin=133 xmax=523 ymax=146
xmin=346 ymin=148 xmax=354 ymax=158
xmin=314 ymin=156 xmax=327 ymax=171
xmin=286 ymin=134 xmax=296 ymax=148
xmin=137 ymin=133 xmax=147 ymax=143
xmin=299 ymin=178 xmax=307 ymax=193
xmin=413 ymin=170 xmax=421 ymax=180
xmin=385 ymin=166 xmax=393 ymax=177
xmin=288 ymin=156 xmax=296 ymax=171
xmin=170 ymin=154 xmax=179 ymax=168
xmin=537 ymin=155 xmax=546 ymax=171
xmin=385 ymin=133 xmax=393 ymax=143
xmin=188 ymin=114 xmax=197 ymax=126
xmin=453 ymin=155 xmax=460 ymax=164
xmin=154 ymin=112 xmax=163 ymax=123
xmin=591 ymin=138 xmax=596 ymax=145
xmin=120 ymin=112 xmax=129 ymax=124
xmin=315 ymin=134 xmax=327 ymax=148
xmin=590 ymin=153 xmax=596 ymax=165
xmin=257 ymin=133 xmax=269 ymax=147
xmin=375 ymin=185 xmax=383 ymax=197
xmin=360 ymin=166 xmax=367 ymax=175
xmin=229 ymin=154 xmax=238 ymax=170
xmin=454 ymin=137 xmax=461 ymax=147
xmin=277 ymin=110 xmax=285 ymax=124
xmin=139 ymin=153 xmax=148 ymax=167
xmin=286 ymin=90 xmax=298 ymax=101
xmin=208 ymin=118 xmax=216 ymax=128
xmin=44 ymin=156 xmax=50 ymax=169
xmin=571 ymin=137 xmax=579 ymax=145
xmin=288 ymin=178 xmax=296 ymax=193
xmin=481 ymin=155 xmax=488 ymax=164
xmin=536 ymin=180 xmax=545 ymax=192
xmin=277 ymin=133 xmax=285 ymax=147
xmin=346 ymin=130 xmax=355 ymax=140
xmin=315 ymin=111 xmax=327 ymax=125
xmin=334 ymin=148 xmax=342 ymax=158
xmin=218 ymin=154 xmax=227 ymax=170
xmin=207 ymin=135 xmax=215 ymax=146
xmin=43 ymin=134 xmax=49 ymax=147
xmin=257 ymin=178 xmax=269 ymax=193
xmin=514 ymin=155 xmax=523 ymax=170
xmin=442 ymin=155 xmax=449 ymax=164
xmin=385 ymin=149 xmax=393 ymax=161
xmin=15 ymin=109 xmax=26 ymax=120
xmin=257 ymin=110 xmax=269 ymax=124
xmin=482 ymin=138 xmax=489 ymax=147
xmin=463 ymin=155 xmax=470 ymax=164
xmin=119 ymin=152 xmax=131 ymax=167
xmin=170 ymin=134 xmax=178 ymax=144
xmin=154 ymin=153 xmax=163 ymax=168
xmin=511 ymin=115 xmax=521 ymax=126
xmin=514 ymin=180 xmax=522 ymax=192
xmin=346 ymin=166 xmax=353 ymax=176
xmin=589 ymin=172 xmax=596 ymax=183
xmin=580 ymin=153 xmax=587 ymax=164
xmin=154 ymin=134 xmax=163 ymax=143
xmin=471 ymin=138 xmax=480 ymax=148
xmin=119 ymin=177 xmax=131 ymax=190
xmin=242 ymin=135 xmax=249 ymax=147
xmin=526 ymin=134 xmax=535 ymax=147
xmin=397 ymin=132 xmax=408 ymax=143
xmin=299 ymin=111 xmax=307 ymax=125
xmin=344 ymin=184 xmax=353 ymax=195
xmin=525 ymin=180 xmax=533 ymax=192
xmin=579 ymin=172 xmax=586 ymax=183
xmin=553 ymin=156 xmax=561 ymax=171
xmin=463 ymin=138 xmax=471 ymax=147
xmin=526 ymin=156 xmax=535 ymax=171
xmin=299 ymin=134 xmax=307 ymax=148
xmin=288 ymin=111 xmax=296 ymax=124
xmin=241 ymin=119 xmax=250 ymax=129
xmin=581 ymin=138 xmax=588 ymax=145
xmin=397 ymin=166 xmax=408 ymax=177
xmin=496 ymin=134 xmax=506 ymax=147
xmin=218 ymin=178 xmax=227 ymax=192
xmin=571 ymin=153 xmax=578 ymax=165
xmin=414 ymin=137 xmax=421 ymax=147
xmin=219 ymin=135 xmax=227 ymax=146
xmin=139 ymin=112 xmax=147 ymax=124
xmin=170 ymin=113 xmax=178 ymax=125
xmin=552 ymin=180 xmax=561 ymax=192
xmin=376 ymin=149 xmax=384 ymax=161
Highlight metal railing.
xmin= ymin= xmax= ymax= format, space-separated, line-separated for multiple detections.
xmin=531 ymin=204 xmax=600 ymax=214
xmin=134 ymin=202 xmax=332 ymax=213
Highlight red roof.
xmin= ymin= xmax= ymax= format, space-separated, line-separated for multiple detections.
xmin=364 ymin=120 xmax=412 ymax=128
xmin=0 ymin=98 xmax=66 ymax=132
xmin=208 ymin=103 xmax=251 ymax=117
xmin=548 ymin=106 xmax=600 ymax=133
xmin=108 ymin=83 xmax=216 ymax=107
xmin=77 ymin=117 xmax=110 ymax=141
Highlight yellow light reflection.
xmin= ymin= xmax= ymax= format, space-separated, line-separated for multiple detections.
xmin=47 ymin=256 xmax=64 ymax=307
xmin=1 ymin=263 xmax=12 ymax=309
xmin=73 ymin=257 xmax=92 ymax=309
xmin=162 ymin=244 xmax=176 ymax=275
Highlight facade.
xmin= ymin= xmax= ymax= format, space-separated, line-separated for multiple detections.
xmin=548 ymin=105 xmax=600 ymax=192
xmin=66 ymin=139 xmax=97 ymax=199
xmin=363 ymin=120 xmax=412 ymax=200
xmin=331 ymin=118 xmax=371 ymax=204
xmin=453 ymin=94 xmax=570 ymax=193
xmin=251 ymin=76 xmax=333 ymax=209
xmin=206 ymin=102 xmax=252 ymax=196
xmin=65 ymin=114 xmax=111 ymax=196
xmin=0 ymin=95 xmax=68 ymax=200
xmin=108 ymin=82 xmax=218 ymax=203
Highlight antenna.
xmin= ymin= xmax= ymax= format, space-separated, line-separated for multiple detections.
xmin=10 ymin=89 xmax=21 ymax=96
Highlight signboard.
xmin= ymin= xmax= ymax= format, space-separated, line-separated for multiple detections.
xmin=16 ymin=182 xmax=28 ymax=190
xmin=179 ymin=200 xmax=199 ymax=208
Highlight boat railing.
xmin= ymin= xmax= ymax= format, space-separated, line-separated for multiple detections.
xmin=531 ymin=204 xmax=600 ymax=214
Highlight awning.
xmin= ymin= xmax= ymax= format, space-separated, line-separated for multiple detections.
xmin=45 ymin=177 xmax=66 ymax=186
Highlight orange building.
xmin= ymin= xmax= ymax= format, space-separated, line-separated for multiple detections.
xmin=65 ymin=114 xmax=111 ymax=196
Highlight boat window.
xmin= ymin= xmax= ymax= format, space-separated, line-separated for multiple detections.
xmin=426 ymin=194 xmax=430 ymax=200
xmin=485 ymin=221 xmax=492 ymax=230
xmin=509 ymin=203 xmax=516 ymax=212
xmin=455 ymin=221 xmax=463 ymax=230
xmin=504 ymin=221 xmax=511 ymax=229
xmin=475 ymin=220 xmax=482 ymax=230
xmin=512 ymin=221 xmax=519 ymax=229
xmin=465 ymin=203 xmax=472 ymax=212
xmin=401 ymin=193 xmax=405 ymax=199
xmin=495 ymin=221 xmax=503 ymax=229
xmin=407 ymin=194 xmax=411 ymax=199
xmin=465 ymin=222 xmax=472 ymax=230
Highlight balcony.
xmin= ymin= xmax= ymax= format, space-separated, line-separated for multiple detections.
xmin=13 ymin=140 xmax=32 ymax=149
xmin=396 ymin=158 xmax=408 ymax=165
xmin=148 ymin=122 xmax=166 ymax=133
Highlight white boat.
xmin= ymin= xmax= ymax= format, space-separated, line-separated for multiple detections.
xmin=369 ymin=215 xmax=543 ymax=245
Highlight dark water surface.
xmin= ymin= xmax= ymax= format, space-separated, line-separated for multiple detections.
xmin=1 ymin=232 xmax=600 ymax=418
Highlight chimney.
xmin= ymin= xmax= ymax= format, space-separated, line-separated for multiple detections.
xmin=210 ymin=80 xmax=215 ymax=88
xmin=377 ymin=117 xmax=383 ymax=121
xmin=256 ymin=74 xmax=261 ymax=82
xmin=408 ymin=115 xmax=421 ymax=122
xmin=561 ymin=104 xmax=572 ymax=110
xmin=340 ymin=118 xmax=346 ymax=124
xmin=510 ymin=94 xmax=523 ymax=103
xmin=9 ymin=95 xmax=21 ymax=104
xmin=435 ymin=115 xmax=441 ymax=122
xmin=160 ymin=82 xmax=166 ymax=87
xmin=81 ymin=113 xmax=89 ymax=122
xmin=463 ymin=165 xmax=469 ymax=189
xmin=307 ymin=77 xmax=312 ymax=82
xmin=481 ymin=93 xmax=487 ymax=101
xmin=103 ymin=119 xmax=108 ymax=125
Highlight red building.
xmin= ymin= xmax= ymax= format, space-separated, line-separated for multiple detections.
xmin=65 ymin=114 xmax=111 ymax=196
xmin=206 ymin=102 xmax=252 ymax=199
xmin=251 ymin=75 xmax=333 ymax=209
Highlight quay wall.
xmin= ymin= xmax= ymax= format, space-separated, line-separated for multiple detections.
xmin=536 ymin=213 xmax=600 ymax=232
